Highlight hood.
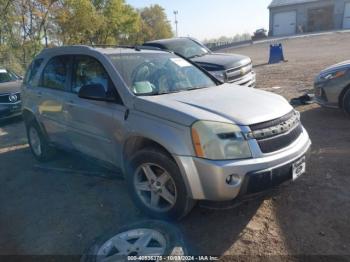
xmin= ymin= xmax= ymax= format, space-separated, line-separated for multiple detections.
xmin=192 ymin=53 xmax=251 ymax=71
xmin=321 ymin=60 xmax=350 ymax=74
xmin=0 ymin=81 xmax=22 ymax=94
xmin=134 ymin=84 xmax=293 ymax=126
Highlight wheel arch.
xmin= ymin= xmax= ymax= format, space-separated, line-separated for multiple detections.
xmin=22 ymin=108 xmax=36 ymax=124
xmin=22 ymin=108 xmax=49 ymax=139
xmin=338 ymin=83 xmax=350 ymax=108
xmin=121 ymin=135 xmax=194 ymax=198
xmin=122 ymin=136 xmax=176 ymax=171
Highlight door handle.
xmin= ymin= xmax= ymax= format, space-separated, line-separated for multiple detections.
xmin=36 ymin=91 xmax=42 ymax=98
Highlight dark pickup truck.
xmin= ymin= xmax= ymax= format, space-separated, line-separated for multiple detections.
xmin=143 ymin=37 xmax=256 ymax=87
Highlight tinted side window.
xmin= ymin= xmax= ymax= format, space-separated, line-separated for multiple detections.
xmin=41 ymin=56 xmax=70 ymax=91
xmin=24 ymin=58 xmax=43 ymax=85
xmin=72 ymin=56 xmax=111 ymax=94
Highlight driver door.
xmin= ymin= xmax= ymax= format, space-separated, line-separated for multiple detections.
xmin=64 ymin=55 xmax=126 ymax=165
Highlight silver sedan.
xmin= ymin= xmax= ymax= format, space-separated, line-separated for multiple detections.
xmin=314 ymin=61 xmax=350 ymax=115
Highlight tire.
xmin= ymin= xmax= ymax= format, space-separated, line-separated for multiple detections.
xmin=126 ymin=148 xmax=196 ymax=221
xmin=81 ymin=220 xmax=189 ymax=262
xmin=342 ymin=89 xmax=350 ymax=116
xmin=25 ymin=120 xmax=55 ymax=162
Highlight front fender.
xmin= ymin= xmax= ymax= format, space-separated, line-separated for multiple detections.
xmin=122 ymin=111 xmax=198 ymax=198
xmin=124 ymin=110 xmax=194 ymax=157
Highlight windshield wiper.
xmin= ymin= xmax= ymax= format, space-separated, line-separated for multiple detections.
xmin=188 ymin=53 xmax=207 ymax=59
xmin=143 ymin=86 xmax=212 ymax=96
xmin=184 ymin=86 xmax=212 ymax=91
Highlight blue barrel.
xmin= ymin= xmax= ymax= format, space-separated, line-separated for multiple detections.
xmin=268 ymin=43 xmax=285 ymax=64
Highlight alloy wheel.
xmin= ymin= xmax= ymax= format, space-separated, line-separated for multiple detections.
xmin=96 ymin=228 xmax=167 ymax=261
xmin=134 ymin=163 xmax=177 ymax=212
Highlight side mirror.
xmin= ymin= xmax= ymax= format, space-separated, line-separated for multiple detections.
xmin=78 ymin=84 xmax=114 ymax=102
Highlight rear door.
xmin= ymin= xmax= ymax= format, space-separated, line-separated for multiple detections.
xmin=273 ymin=11 xmax=297 ymax=36
xmin=343 ymin=3 xmax=350 ymax=29
xmin=36 ymin=55 xmax=72 ymax=148
xmin=64 ymin=55 xmax=127 ymax=165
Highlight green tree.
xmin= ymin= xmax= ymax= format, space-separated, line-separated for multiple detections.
xmin=138 ymin=4 xmax=173 ymax=43
xmin=94 ymin=0 xmax=140 ymax=45
xmin=55 ymin=0 xmax=102 ymax=44
xmin=0 ymin=0 xmax=172 ymax=72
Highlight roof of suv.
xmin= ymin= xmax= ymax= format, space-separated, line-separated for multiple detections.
xmin=144 ymin=37 xmax=195 ymax=45
xmin=38 ymin=45 xmax=168 ymax=57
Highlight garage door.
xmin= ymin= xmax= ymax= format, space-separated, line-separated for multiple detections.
xmin=343 ymin=3 xmax=350 ymax=29
xmin=273 ymin=11 xmax=297 ymax=36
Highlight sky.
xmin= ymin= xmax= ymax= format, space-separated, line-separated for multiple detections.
xmin=126 ymin=0 xmax=272 ymax=41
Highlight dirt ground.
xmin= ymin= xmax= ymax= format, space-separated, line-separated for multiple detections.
xmin=1 ymin=32 xmax=350 ymax=260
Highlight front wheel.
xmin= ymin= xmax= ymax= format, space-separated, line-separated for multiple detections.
xmin=126 ymin=148 xmax=196 ymax=221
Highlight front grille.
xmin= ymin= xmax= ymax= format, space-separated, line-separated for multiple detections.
xmin=226 ymin=63 xmax=252 ymax=83
xmin=257 ymin=124 xmax=303 ymax=153
xmin=249 ymin=111 xmax=303 ymax=153
xmin=0 ymin=93 xmax=21 ymax=104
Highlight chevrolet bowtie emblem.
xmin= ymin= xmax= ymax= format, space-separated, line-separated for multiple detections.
xmin=246 ymin=113 xmax=300 ymax=140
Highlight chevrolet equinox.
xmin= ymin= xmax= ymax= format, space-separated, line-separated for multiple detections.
xmin=22 ymin=46 xmax=311 ymax=220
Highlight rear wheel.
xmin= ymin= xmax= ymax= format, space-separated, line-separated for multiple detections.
xmin=342 ymin=89 xmax=350 ymax=116
xmin=126 ymin=148 xmax=196 ymax=221
xmin=26 ymin=121 xmax=55 ymax=162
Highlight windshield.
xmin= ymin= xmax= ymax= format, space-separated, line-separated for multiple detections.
xmin=162 ymin=39 xmax=210 ymax=58
xmin=0 ymin=69 xmax=18 ymax=83
xmin=108 ymin=52 xmax=216 ymax=96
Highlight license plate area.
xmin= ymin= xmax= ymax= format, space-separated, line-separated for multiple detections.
xmin=292 ymin=156 xmax=306 ymax=180
xmin=10 ymin=104 xmax=20 ymax=112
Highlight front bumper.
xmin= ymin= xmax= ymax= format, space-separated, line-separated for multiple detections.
xmin=314 ymin=97 xmax=338 ymax=109
xmin=229 ymin=71 xmax=256 ymax=88
xmin=175 ymin=127 xmax=311 ymax=201
xmin=314 ymin=78 xmax=348 ymax=108
xmin=0 ymin=102 xmax=22 ymax=120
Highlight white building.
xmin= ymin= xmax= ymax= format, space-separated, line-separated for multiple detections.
xmin=269 ymin=0 xmax=350 ymax=36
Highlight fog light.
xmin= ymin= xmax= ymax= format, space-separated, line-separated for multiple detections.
xmin=226 ymin=174 xmax=241 ymax=186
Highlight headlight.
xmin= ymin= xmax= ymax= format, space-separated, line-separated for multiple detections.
xmin=210 ymin=70 xmax=226 ymax=82
xmin=191 ymin=121 xmax=252 ymax=160
xmin=320 ymin=70 xmax=347 ymax=81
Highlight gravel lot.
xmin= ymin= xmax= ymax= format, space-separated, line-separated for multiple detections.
xmin=1 ymin=31 xmax=350 ymax=259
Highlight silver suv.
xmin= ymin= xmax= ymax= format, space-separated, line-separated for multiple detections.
xmin=22 ymin=46 xmax=311 ymax=220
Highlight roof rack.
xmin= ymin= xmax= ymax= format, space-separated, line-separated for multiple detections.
xmin=88 ymin=44 xmax=164 ymax=52
xmin=39 ymin=44 xmax=170 ymax=56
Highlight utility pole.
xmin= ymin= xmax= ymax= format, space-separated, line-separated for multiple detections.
xmin=173 ymin=10 xmax=178 ymax=37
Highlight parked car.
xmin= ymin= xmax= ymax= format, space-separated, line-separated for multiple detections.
xmin=0 ymin=68 xmax=22 ymax=120
xmin=22 ymin=46 xmax=311 ymax=220
xmin=314 ymin=61 xmax=350 ymax=114
xmin=252 ymin=28 xmax=268 ymax=41
xmin=143 ymin=37 xmax=256 ymax=87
